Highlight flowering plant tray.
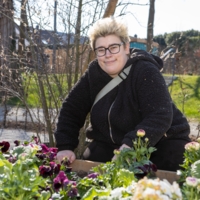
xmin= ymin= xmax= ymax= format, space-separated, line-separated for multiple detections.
xmin=70 ymin=159 xmax=180 ymax=184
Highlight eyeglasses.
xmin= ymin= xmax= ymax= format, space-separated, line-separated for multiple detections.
xmin=94 ymin=43 xmax=124 ymax=57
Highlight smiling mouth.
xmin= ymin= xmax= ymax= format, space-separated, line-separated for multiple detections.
xmin=105 ymin=60 xmax=115 ymax=64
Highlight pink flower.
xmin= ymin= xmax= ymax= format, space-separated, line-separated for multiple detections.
xmin=185 ymin=142 xmax=200 ymax=151
xmin=186 ymin=177 xmax=198 ymax=187
xmin=137 ymin=129 xmax=145 ymax=137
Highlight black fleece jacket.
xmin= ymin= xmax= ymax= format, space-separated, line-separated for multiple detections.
xmin=54 ymin=49 xmax=190 ymax=151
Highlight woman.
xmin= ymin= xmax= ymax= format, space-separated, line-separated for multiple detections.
xmin=55 ymin=17 xmax=191 ymax=171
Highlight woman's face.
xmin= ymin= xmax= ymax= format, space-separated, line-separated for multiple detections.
xmin=95 ymin=35 xmax=129 ymax=78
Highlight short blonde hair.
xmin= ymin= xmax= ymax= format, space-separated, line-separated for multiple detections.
xmin=88 ymin=16 xmax=130 ymax=50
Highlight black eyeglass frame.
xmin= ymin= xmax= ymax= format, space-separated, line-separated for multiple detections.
xmin=94 ymin=42 xmax=124 ymax=57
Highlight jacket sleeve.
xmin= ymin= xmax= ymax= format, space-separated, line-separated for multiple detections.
xmin=122 ymin=61 xmax=174 ymax=147
xmin=54 ymin=72 xmax=92 ymax=151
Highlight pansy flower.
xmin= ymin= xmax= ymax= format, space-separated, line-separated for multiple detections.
xmin=67 ymin=185 xmax=78 ymax=198
xmin=40 ymin=144 xmax=58 ymax=160
xmin=14 ymin=140 xmax=20 ymax=146
xmin=87 ymin=172 xmax=99 ymax=179
xmin=0 ymin=141 xmax=10 ymax=153
xmin=49 ymin=162 xmax=61 ymax=174
xmin=39 ymin=165 xmax=53 ymax=178
xmin=61 ymin=157 xmax=71 ymax=167
xmin=53 ymin=171 xmax=68 ymax=191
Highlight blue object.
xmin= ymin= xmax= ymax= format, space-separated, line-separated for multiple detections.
xmin=130 ymin=42 xmax=147 ymax=50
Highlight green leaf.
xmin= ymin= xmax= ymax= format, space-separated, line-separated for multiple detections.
xmin=0 ymin=159 xmax=13 ymax=174
xmin=148 ymin=147 xmax=156 ymax=153
xmin=191 ymin=160 xmax=200 ymax=178
xmin=115 ymin=169 xmax=136 ymax=188
xmin=40 ymin=190 xmax=51 ymax=200
xmin=12 ymin=146 xmax=26 ymax=157
xmin=81 ymin=187 xmax=110 ymax=199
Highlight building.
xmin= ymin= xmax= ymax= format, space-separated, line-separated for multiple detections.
xmin=129 ymin=35 xmax=159 ymax=55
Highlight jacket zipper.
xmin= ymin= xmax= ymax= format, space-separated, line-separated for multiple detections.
xmin=108 ymin=101 xmax=116 ymax=143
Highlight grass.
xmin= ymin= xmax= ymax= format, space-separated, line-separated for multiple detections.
xmin=168 ymin=75 xmax=200 ymax=121
xmin=6 ymin=73 xmax=69 ymax=108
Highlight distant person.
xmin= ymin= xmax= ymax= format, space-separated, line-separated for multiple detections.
xmin=54 ymin=16 xmax=191 ymax=171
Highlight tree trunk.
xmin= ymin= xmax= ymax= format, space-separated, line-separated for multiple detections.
xmin=103 ymin=0 xmax=118 ymax=18
xmin=74 ymin=0 xmax=82 ymax=84
xmin=18 ymin=0 xmax=28 ymax=57
xmin=147 ymin=0 xmax=155 ymax=52
xmin=0 ymin=0 xmax=14 ymax=122
xmin=0 ymin=0 xmax=14 ymax=67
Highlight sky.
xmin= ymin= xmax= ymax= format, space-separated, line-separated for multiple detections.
xmin=123 ymin=0 xmax=200 ymax=38
xmin=14 ymin=0 xmax=199 ymax=39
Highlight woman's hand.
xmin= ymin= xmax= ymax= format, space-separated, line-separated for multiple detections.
xmin=56 ymin=150 xmax=76 ymax=163
xmin=112 ymin=144 xmax=130 ymax=161
xmin=119 ymin=144 xmax=130 ymax=151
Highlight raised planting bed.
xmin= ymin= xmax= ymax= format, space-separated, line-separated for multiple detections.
xmin=70 ymin=159 xmax=180 ymax=184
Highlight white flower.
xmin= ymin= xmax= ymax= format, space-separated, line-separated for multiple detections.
xmin=131 ymin=177 xmax=182 ymax=200
xmin=126 ymin=181 xmax=137 ymax=194
xmin=143 ymin=187 xmax=161 ymax=197
xmin=159 ymin=179 xmax=173 ymax=198
xmin=29 ymin=143 xmax=42 ymax=151
xmin=18 ymin=152 xmax=29 ymax=160
xmin=110 ymin=187 xmax=124 ymax=198
xmin=177 ymin=170 xmax=182 ymax=176
xmin=24 ymin=145 xmax=34 ymax=154
xmin=171 ymin=181 xmax=183 ymax=198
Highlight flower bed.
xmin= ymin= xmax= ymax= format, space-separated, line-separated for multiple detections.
xmin=0 ymin=131 xmax=200 ymax=199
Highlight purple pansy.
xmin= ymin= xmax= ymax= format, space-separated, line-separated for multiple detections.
xmin=39 ymin=165 xmax=53 ymax=178
xmin=53 ymin=171 xmax=68 ymax=191
xmin=67 ymin=186 xmax=78 ymax=198
xmin=14 ymin=140 xmax=20 ymax=146
xmin=0 ymin=141 xmax=10 ymax=153
xmin=87 ymin=172 xmax=99 ymax=179
xmin=50 ymin=161 xmax=61 ymax=174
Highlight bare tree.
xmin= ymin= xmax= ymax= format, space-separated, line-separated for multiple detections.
xmin=0 ymin=0 xmax=15 ymax=76
xmin=147 ymin=0 xmax=155 ymax=52
xmin=74 ymin=0 xmax=83 ymax=84
xmin=0 ymin=0 xmax=15 ymax=127
xmin=1 ymin=0 xmax=146 ymax=149
xmin=103 ymin=0 xmax=118 ymax=17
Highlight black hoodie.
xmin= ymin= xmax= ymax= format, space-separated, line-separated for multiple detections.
xmin=55 ymin=49 xmax=190 ymax=151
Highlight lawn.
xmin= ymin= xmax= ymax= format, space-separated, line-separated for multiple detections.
xmin=168 ymin=75 xmax=200 ymax=121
